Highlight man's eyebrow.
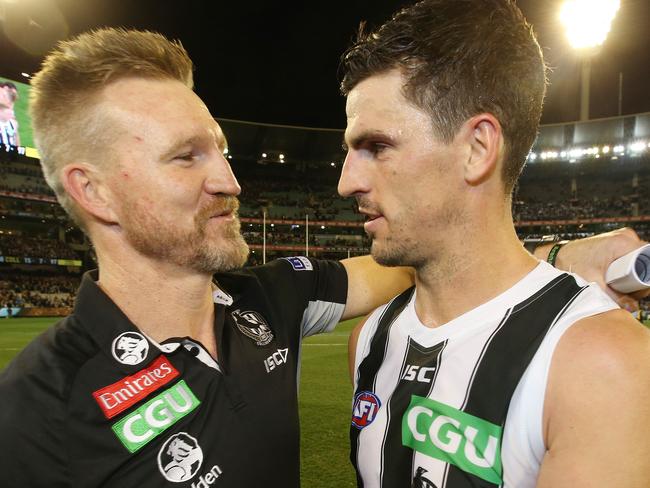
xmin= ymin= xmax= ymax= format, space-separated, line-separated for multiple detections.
xmin=159 ymin=137 xmax=200 ymax=161
xmin=343 ymin=130 xmax=395 ymax=150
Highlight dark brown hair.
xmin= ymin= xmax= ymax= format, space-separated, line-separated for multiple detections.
xmin=341 ymin=0 xmax=547 ymax=194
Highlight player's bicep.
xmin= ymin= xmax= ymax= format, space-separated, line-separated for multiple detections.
xmin=349 ymin=314 xmax=371 ymax=384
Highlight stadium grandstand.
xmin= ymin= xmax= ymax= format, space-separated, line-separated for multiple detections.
xmin=0 ymin=112 xmax=649 ymax=320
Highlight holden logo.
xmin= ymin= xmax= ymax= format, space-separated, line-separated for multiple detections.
xmin=158 ymin=432 xmax=203 ymax=482
xmin=231 ymin=309 xmax=274 ymax=346
xmin=111 ymin=332 xmax=149 ymax=365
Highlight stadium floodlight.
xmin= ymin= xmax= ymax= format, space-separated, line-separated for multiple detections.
xmin=561 ymin=0 xmax=620 ymax=121
xmin=629 ymin=141 xmax=647 ymax=153
xmin=560 ymin=0 xmax=620 ymax=49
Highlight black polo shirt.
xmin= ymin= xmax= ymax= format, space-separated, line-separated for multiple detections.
xmin=0 ymin=257 xmax=347 ymax=487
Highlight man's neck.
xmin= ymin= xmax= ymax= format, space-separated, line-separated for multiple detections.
xmin=413 ymin=221 xmax=538 ymax=328
xmin=95 ymin=250 xmax=218 ymax=356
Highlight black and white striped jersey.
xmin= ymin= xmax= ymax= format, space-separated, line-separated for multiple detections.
xmin=351 ymin=262 xmax=617 ymax=488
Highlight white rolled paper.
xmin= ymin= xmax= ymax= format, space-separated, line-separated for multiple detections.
xmin=605 ymin=244 xmax=650 ymax=293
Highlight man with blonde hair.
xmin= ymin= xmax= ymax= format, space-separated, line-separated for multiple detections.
xmin=0 ymin=25 xmax=645 ymax=488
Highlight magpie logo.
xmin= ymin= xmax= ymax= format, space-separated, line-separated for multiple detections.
xmin=111 ymin=332 xmax=149 ymax=365
xmin=412 ymin=467 xmax=438 ymax=488
xmin=231 ymin=309 xmax=274 ymax=346
xmin=158 ymin=432 xmax=203 ymax=482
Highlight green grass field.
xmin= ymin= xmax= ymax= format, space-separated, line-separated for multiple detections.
xmin=0 ymin=316 xmax=360 ymax=487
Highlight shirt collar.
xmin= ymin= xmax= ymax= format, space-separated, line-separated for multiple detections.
xmin=74 ymin=270 xmax=230 ymax=374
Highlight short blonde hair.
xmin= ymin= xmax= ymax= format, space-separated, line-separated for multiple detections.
xmin=30 ymin=27 xmax=194 ymax=231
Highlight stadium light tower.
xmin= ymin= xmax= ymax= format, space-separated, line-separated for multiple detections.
xmin=560 ymin=0 xmax=620 ymax=121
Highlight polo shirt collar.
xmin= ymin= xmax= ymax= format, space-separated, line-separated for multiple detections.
xmin=74 ymin=270 xmax=231 ymax=375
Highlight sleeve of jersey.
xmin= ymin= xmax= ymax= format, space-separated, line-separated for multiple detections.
xmin=252 ymin=256 xmax=348 ymax=338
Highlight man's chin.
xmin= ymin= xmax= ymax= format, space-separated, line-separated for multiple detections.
xmin=370 ymin=242 xmax=405 ymax=268
xmin=194 ymin=237 xmax=250 ymax=274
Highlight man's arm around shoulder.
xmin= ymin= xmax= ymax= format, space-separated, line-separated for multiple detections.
xmin=341 ymin=256 xmax=413 ymax=320
xmin=538 ymin=309 xmax=650 ymax=487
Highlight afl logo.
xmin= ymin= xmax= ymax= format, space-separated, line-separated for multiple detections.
xmin=352 ymin=391 xmax=381 ymax=429
xmin=158 ymin=432 xmax=203 ymax=482
xmin=111 ymin=332 xmax=149 ymax=365
xmin=231 ymin=309 xmax=274 ymax=346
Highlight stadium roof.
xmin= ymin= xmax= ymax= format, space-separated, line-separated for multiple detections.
xmin=1 ymin=0 xmax=649 ymax=129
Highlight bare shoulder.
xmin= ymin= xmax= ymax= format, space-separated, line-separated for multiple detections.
xmin=547 ymin=309 xmax=650 ymax=411
xmin=551 ymin=308 xmax=650 ymax=380
xmin=538 ymin=309 xmax=650 ymax=486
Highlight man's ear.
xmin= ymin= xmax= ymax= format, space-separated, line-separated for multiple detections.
xmin=462 ymin=113 xmax=503 ymax=186
xmin=60 ymin=163 xmax=119 ymax=224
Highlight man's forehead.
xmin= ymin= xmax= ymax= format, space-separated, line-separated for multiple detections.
xmin=98 ymin=77 xmax=220 ymax=139
xmin=344 ymin=73 xmax=423 ymax=141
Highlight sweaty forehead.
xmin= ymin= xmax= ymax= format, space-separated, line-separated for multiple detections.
xmin=345 ymin=70 xmax=431 ymax=140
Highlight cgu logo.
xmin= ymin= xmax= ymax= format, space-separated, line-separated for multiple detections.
xmin=402 ymin=396 xmax=503 ymax=485
xmin=351 ymin=391 xmax=381 ymax=429
xmin=112 ymin=380 xmax=201 ymax=453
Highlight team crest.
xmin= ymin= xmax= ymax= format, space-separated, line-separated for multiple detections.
xmin=158 ymin=432 xmax=203 ymax=482
xmin=111 ymin=331 xmax=149 ymax=365
xmin=231 ymin=309 xmax=274 ymax=346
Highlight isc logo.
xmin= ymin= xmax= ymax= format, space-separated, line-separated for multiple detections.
xmin=401 ymin=365 xmax=436 ymax=383
xmin=351 ymin=391 xmax=381 ymax=429
xmin=264 ymin=348 xmax=289 ymax=373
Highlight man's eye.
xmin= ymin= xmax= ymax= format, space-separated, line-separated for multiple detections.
xmin=176 ymin=152 xmax=196 ymax=162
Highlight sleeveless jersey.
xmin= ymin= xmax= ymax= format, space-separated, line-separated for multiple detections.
xmin=350 ymin=262 xmax=617 ymax=488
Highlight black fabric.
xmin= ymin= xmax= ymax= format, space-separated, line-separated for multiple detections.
xmin=382 ymin=339 xmax=446 ymax=488
xmin=0 ymin=258 xmax=347 ymax=487
xmin=350 ymin=287 xmax=415 ymax=488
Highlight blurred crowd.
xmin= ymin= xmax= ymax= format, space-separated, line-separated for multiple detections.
xmin=1 ymin=274 xmax=79 ymax=309
xmin=0 ymin=234 xmax=79 ymax=260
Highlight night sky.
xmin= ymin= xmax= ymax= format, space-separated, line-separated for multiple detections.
xmin=1 ymin=0 xmax=648 ymax=129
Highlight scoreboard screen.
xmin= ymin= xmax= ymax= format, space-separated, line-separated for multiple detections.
xmin=0 ymin=76 xmax=35 ymax=153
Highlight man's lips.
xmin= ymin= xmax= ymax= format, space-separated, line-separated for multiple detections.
xmin=359 ymin=209 xmax=385 ymax=232
xmin=210 ymin=209 xmax=233 ymax=219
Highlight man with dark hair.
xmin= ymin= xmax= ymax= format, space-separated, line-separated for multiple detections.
xmin=339 ymin=1 xmax=650 ymax=486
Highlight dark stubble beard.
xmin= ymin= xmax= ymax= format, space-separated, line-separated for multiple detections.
xmin=123 ymin=196 xmax=249 ymax=274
